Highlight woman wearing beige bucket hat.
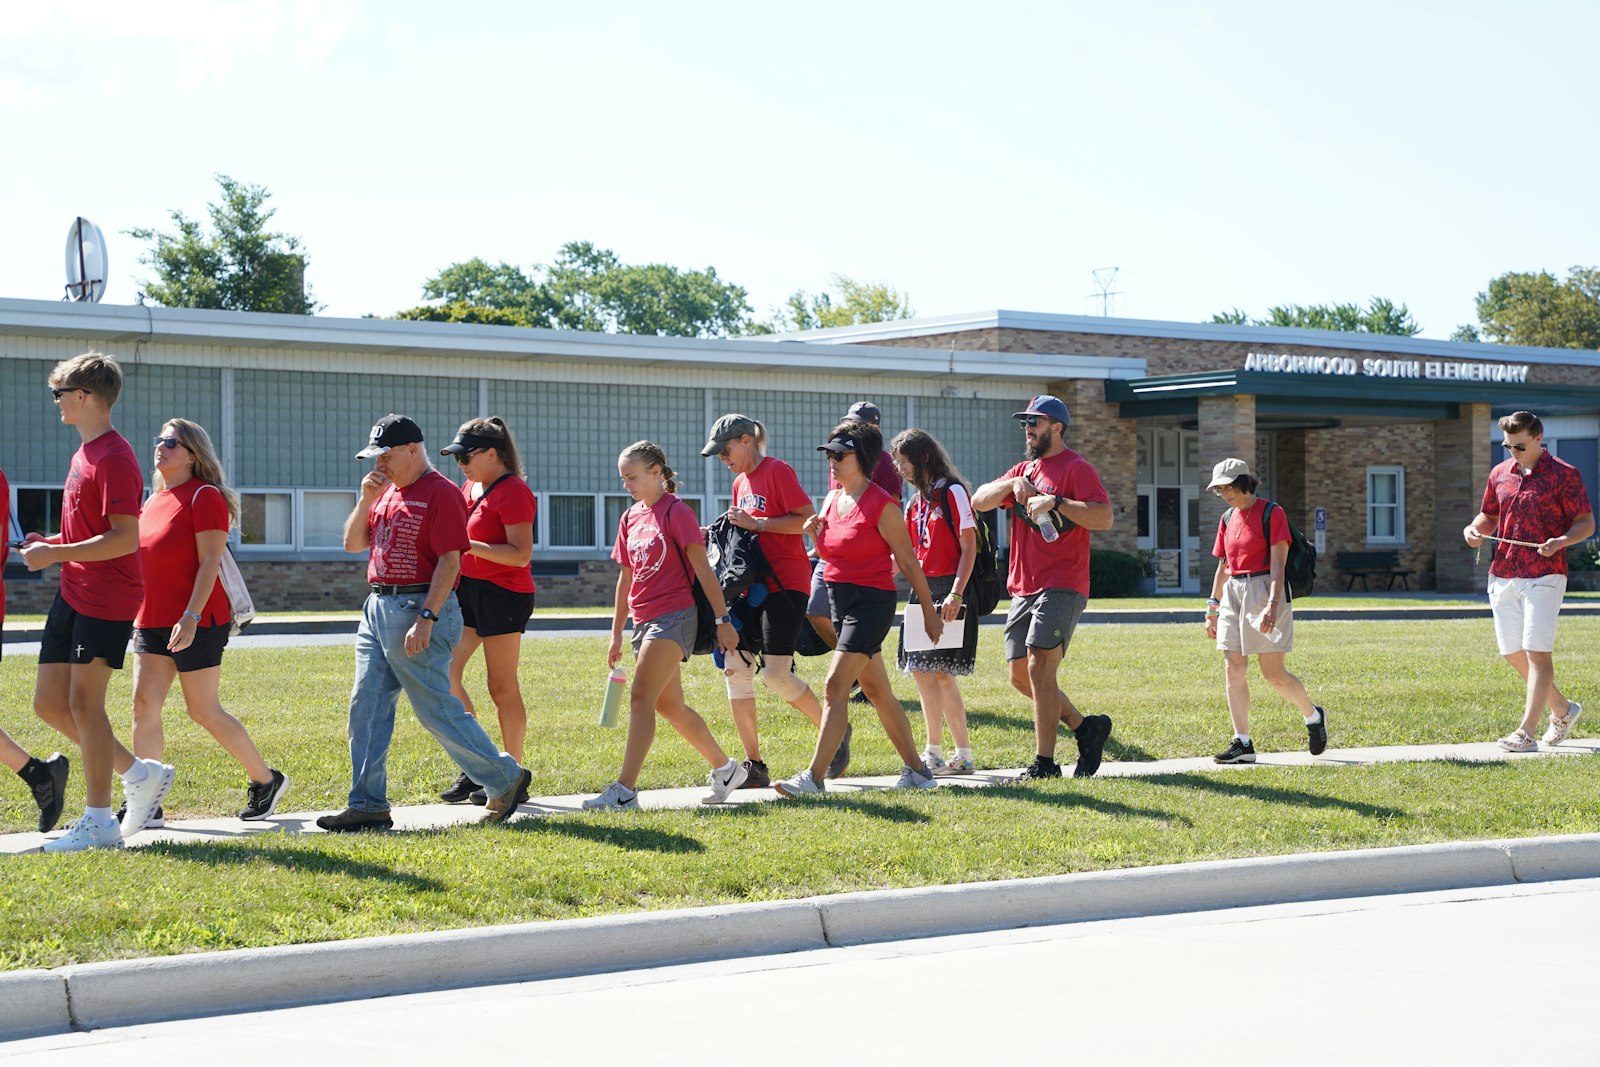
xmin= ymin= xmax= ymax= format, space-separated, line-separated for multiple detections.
xmin=1203 ymin=458 xmax=1327 ymax=763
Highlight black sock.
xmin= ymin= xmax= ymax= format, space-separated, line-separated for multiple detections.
xmin=17 ymin=757 xmax=47 ymax=785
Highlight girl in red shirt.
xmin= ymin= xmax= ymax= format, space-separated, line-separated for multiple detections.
xmin=131 ymin=419 xmax=287 ymax=821
xmin=584 ymin=441 xmax=748 ymax=811
xmin=891 ymin=429 xmax=980 ymax=776
xmin=439 ymin=417 xmax=537 ymax=805
xmin=778 ymin=422 xmax=943 ymax=798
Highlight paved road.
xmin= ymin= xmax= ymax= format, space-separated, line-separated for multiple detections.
xmin=9 ymin=878 xmax=1597 ymax=1064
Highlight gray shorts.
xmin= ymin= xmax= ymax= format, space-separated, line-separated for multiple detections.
xmin=806 ymin=557 xmax=830 ymax=616
xmin=1004 ymin=588 xmax=1087 ymax=661
xmin=631 ymin=605 xmax=696 ymax=662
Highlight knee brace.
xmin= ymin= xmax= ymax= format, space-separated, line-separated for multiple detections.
xmin=759 ymin=654 xmax=812 ymax=703
xmin=723 ymin=650 xmax=758 ymax=700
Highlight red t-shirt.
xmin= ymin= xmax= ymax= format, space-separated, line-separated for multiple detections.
xmin=367 ymin=470 xmax=471 ymax=585
xmin=1481 ymin=451 xmax=1593 ymax=579
xmin=0 ymin=467 xmax=9 ymax=626
xmin=905 ymin=480 xmax=976 ymax=579
xmin=733 ymin=457 xmax=813 ymax=593
xmin=137 ymin=480 xmax=232 ymax=628
xmin=60 ymin=431 xmax=145 ymax=621
xmin=1212 ymin=498 xmax=1290 ymax=575
xmin=462 ymin=476 xmax=537 ymax=593
xmin=819 ymin=483 xmax=898 ymax=591
xmin=997 ymin=448 xmax=1109 ymax=599
xmin=612 ymin=493 xmax=704 ymax=624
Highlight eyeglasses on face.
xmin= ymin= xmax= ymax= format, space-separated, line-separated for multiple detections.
xmin=826 ymin=451 xmax=851 ymax=463
xmin=454 ymin=449 xmax=485 ymax=465
xmin=1501 ymin=441 xmax=1530 ymax=453
xmin=152 ymin=436 xmax=185 ymax=450
xmin=1018 ymin=416 xmax=1044 ymax=428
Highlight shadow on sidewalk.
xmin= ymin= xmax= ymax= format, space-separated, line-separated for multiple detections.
xmin=1140 ymin=771 xmax=1407 ymax=817
xmin=143 ymin=839 xmax=446 ymax=891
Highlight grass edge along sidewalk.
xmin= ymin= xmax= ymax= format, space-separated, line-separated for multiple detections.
xmin=3 ymin=829 xmax=1598 ymax=1040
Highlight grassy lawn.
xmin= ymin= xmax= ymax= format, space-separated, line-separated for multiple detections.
xmin=0 ymin=618 xmax=1595 ymax=969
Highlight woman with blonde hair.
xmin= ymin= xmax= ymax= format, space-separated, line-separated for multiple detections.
xmin=128 ymin=418 xmax=287 ymax=823
xmin=438 ymin=416 xmax=537 ymax=805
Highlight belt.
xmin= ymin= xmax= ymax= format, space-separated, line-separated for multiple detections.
xmin=370 ymin=583 xmax=430 ymax=596
xmin=1229 ymin=570 xmax=1271 ymax=579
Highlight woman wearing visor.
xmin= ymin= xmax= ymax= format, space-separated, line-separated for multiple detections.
xmin=438 ymin=417 xmax=536 ymax=804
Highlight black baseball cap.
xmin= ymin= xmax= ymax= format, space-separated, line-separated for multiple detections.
xmin=846 ymin=400 xmax=881 ymax=424
xmin=356 ymin=414 xmax=424 ymax=459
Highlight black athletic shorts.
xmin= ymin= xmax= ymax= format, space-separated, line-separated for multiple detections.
xmin=827 ymin=581 xmax=897 ymax=657
xmin=457 ymin=575 xmax=535 ymax=637
xmin=38 ymin=591 xmax=133 ymax=670
xmin=134 ymin=623 xmax=230 ymax=672
xmin=738 ymin=588 xmax=808 ymax=657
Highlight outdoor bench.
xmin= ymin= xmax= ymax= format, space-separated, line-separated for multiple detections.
xmin=1334 ymin=550 xmax=1415 ymax=591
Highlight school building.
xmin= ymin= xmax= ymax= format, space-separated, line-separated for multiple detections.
xmin=3 ymin=298 xmax=1598 ymax=610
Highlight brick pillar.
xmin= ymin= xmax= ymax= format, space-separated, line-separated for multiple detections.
xmin=1059 ymin=378 xmax=1137 ymax=554
xmin=1274 ymin=430 xmax=1308 ymax=527
xmin=1435 ymin=403 xmax=1493 ymax=593
xmin=1197 ymin=394 xmax=1257 ymax=539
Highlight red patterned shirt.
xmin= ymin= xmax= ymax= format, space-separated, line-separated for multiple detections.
xmin=1480 ymin=451 xmax=1592 ymax=579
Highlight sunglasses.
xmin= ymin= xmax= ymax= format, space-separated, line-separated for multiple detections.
xmin=826 ymin=451 xmax=851 ymax=463
xmin=152 ymin=436 xmax=185 ymax=450
xmin=1018 ymin=416 xmax=1045 ymax=427
xmin=453 ymin=449 xmax=485 ymax=465
xmin=1501 ymin=441 xmax=1531 ymax=453
xmin=51 ymin=387 xmax=82 ymax=399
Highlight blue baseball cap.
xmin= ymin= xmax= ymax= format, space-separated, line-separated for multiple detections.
xmin=1013 ymin=394 xmax=1070 ymax=426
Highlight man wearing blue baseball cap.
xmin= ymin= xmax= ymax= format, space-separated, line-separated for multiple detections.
xmin=972 ymin=394 xmax=1115 ymax=779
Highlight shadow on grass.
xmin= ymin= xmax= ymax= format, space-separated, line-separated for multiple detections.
xmin=509 ymin=818 xmax=705 ymax=853
xmin=708 ymin=791 xmax=934 ymax=825
xmin=143 ymin=839 xmax=446 ymax=892
xmin=965 ymin=709 xmax=1034 ymax=734
xmin=1142 ymin=772 xmax=1407 ymax=817
xmin=980 ymin=784 xmax=1190 ymax=825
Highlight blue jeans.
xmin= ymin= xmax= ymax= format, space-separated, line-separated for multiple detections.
xmin=346 ymin=592 xmax=520 ymax=812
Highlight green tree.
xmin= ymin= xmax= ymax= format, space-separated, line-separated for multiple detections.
xmin=1457 ymin=267 xmax=1600 ymax=350
xmin=1209 ymin=298 xmax=1420 ymax=335
xmin=129 ymin=175 xmax=319 ymax=314
xmin=394 ymin=257 xmax=555 ymax=327
xmin=758 ymin=273 xmax=915 ymax=333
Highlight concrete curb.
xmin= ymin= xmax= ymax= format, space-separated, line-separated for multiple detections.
xmin=4 ymin=832 xmax=1596 ymax=1040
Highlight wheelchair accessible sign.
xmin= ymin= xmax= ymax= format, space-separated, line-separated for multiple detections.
xmin=1314 ymin=507 xmax=1327 ymax=554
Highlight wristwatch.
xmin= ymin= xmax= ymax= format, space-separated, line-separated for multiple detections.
xmin=1052 ymin=494 xmax=1064 ymax=510
xmin=419 ymin=608 xmax=439 ymax=622
xmin=715 ymin=613 xmax=734 ymax=626
xmin=183 ymin=610 xmax=202 ymax=624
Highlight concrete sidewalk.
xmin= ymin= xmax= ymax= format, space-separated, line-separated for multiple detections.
xmin=4 ymin=736 xmax=1595 ymax=855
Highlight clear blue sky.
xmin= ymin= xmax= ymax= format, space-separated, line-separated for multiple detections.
xmin=3 ymin=0 xmax=1594 ymax=339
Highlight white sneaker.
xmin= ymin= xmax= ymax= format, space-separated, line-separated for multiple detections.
xmin=582 ymin=781 xmax=639 ymax=811
xmin=774 ymin=769 xmax=824 ymax=798
xmin=120 ymin=759 xmax=177 ymax=838
xmin=921 ymin=749 xmax=947 ymax=775
xmin=43 ymin=815 xmax=123 ymax=853
xmin=702 ymin=760 xmax=749 ymax=805
xmin=1542 ymin=702 xmax=1583 ymax=747
xmin=895 ymin=765 xmax=938 ymax=790
xmin=1497 ymin=730 xmax=1537 ymax=753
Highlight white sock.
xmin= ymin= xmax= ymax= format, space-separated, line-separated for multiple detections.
xmin=121 ymin=760 xmax=149 ymax=785
xmin=925 ymin=744 xmax=943 ymax=759
xmin=1303 ymin=710 xmax=1322 ymax=725
xmin=956 ymin=746 xmax=973 ymax=760
xmin=85 ymin=806 xmax=115 ymax=824
xmin=1235 ymin=734 xmax=1251 ymax=745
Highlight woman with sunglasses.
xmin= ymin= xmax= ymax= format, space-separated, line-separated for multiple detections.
xmin=437 ymin=417 xmax=536 ymax=805
xmin=778 ymin=422 xmax=943 ymax=797
xmin=129 ymin=419 xmax=287 ymax=823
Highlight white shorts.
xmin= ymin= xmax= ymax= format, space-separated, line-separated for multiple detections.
xmin=1488 ymin=574 xmax=1567 ymax=655
xmin=1216 ymin=573 xmax=1293 ymax=655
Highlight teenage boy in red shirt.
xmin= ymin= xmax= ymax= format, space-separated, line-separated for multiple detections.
xmin=19 ymin=352 xmax=175 ymax=851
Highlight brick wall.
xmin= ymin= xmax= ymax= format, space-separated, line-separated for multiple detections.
xmin=1197 ymin=395 xmax=1257 ymax=551
xmin=1058 ymin=377 xmax=1137 ymax=554
xmin=1434 ymin=403 xmax=1494 ymax=592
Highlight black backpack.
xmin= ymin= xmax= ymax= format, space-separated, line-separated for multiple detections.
xmin=934 ymin=483 xmax=1003 ymax=617
xmin=704 ymin=514 xmax=775 ymax=654
xmin=1223 ymin=500 xmax=1316 ymax=601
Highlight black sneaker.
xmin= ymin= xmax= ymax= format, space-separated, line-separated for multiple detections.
xmin=469 ymin=789 xmax=489 ymax=806
xmin=1016 ymin=755 xmax=1062 ymax=780
xmin=1307 ymin=706 xmax=1329 ymax=756
xmin=316 ymin=807 xmax=393 ymax=833
xmin=240 ymin=769 xmax=290 ymax=821
xmin=849 ymin=679 xmax=871 ymax=705
xmin=113 ymin=801 xmax=165 ymax=829
xmin=739 ymin=759 xmax=770 ymax=789
xmin=25 ymin=752 xmax=70 ymax=833
xmin=1214 ymin=737 xmax=1256 ymax=764
xmin=1072 ymin=714 xmax=1113 ymax=778
xmin=440 ymin=772 xmax=481 ymax=804
xmin=827 ymin=722 xmax=853 ymax=779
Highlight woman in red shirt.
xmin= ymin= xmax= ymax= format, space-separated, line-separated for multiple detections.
xmin=778 ymin=422 xmax=943 ymax=798
xmin=891 ymin=429 xmax=980 ymax=776
xmin=438 ymin=417 xmax=536 ymax=805
xmin=131 ymin=419 xmax=287 ymax=821
xmin=1203 ymin=457 xmax=1327 ymax=764
xmin=583 ymin=441 xmax=747 ymax=811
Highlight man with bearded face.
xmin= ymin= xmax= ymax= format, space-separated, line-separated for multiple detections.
xmin=972 ymin=395 xmax=1115 ymax=780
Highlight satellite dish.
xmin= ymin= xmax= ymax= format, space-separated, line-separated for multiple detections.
xmin=64 ymin=216 xmax=109 ymax=303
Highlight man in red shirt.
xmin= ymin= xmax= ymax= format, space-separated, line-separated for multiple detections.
xmin=1464 ymin=411 xmax=1594 ymax=752
xmin=0 ymin=466 xmax=72 ymax=834
xmin=973 ymin=395 xmax=1115 ymax=779
xmin=19 ymin=352 xmax=176 ymax=851
xmin=318 ymin=415 xmax=532 ymax=832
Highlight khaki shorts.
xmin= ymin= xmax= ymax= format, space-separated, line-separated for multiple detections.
xmin=1216 ymin=574 xmax=1294 ymax=655
xmin=1489 ymin=574 xmax=1566 ymax=655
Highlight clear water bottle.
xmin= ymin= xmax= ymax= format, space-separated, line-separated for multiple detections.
xmin=1038 ymin=510 xmax=1061 ymax=542
xmin=598 ymin=666 xmax=626 ymax=728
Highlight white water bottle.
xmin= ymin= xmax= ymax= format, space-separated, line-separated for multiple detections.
xmin=1038 ymin=512 xmax=1061 ymax=542
xmin=599 ymin=667 xmax=626 ymax=728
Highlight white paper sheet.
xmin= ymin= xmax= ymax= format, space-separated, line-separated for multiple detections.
xmin=902 ymin=602 xmax=964 ymax=652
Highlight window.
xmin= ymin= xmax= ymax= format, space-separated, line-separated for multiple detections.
xmin=15 ymin=487 xmax=64 ymax=539
xmin=302 ymin=491 xmax=357 ymax=549
xmin=240 ymin=491 xmax=293 ymax=547
xmin=1366 ymin=467 xmax=1405 ymax=543
xmin=603 ymin=495 xmax=632 ymax=545
xmin=549 ymin=494 xmax=597 ymax=548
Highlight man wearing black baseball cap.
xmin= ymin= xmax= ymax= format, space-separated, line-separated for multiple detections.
xmin=972 ymin=395 xmax=1115 ymax=779
xmin=320 ymin=414 xmax=533 ymax=832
